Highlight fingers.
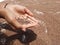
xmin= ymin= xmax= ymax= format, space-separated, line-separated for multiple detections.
xmin=23 ymin=18 xmax=38 ymax=28
xmin=6 ymin=4 xmax=33 ymax=17
xmin=24 ymin=8 xmax=33 ymax=16
xmin=25 ymin=14 xmax=38 ymax=23
xmin=15 ymin=5 xmax=26 ymax=14
xmin=22 ymin=15 xmax=38 ymax=28
xmin=15 ymin=5 xmax=33 ymax=16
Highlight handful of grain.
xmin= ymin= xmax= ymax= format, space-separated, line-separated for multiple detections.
xmin=16 ymin=14 xmax=38 ymax=25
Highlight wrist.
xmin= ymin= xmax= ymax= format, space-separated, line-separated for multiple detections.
xmin=0 ymin=2 xmax=8 ymax=8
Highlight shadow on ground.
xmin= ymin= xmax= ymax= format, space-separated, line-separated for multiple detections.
xmin=0 ymin=22 xmax=37 ymax=45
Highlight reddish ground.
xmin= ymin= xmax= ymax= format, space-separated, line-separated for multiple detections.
xmin=0 ymin=0 xmax=60 ymax=45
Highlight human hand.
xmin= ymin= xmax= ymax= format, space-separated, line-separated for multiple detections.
xmin=0 ymin=4 xmax=38 ymax=31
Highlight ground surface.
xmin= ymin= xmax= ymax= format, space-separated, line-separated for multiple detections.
xmin=0 ymin=0 xmax=60 ymax=45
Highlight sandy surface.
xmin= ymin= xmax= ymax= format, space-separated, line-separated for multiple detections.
xmin=0 ymin=0 xmax=60 ymax=45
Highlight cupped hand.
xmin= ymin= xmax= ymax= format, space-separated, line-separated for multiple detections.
xmin=0 ymin=4 xmax=38 ymax=31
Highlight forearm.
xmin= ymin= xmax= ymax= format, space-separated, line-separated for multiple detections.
xmin=0 ymin=0 xmax=19 ymax=9
xmin=0 ymin=1 xmax=8 ymax=17
xmin=0 ymin=0 xmax=9 ymax=17
xmin=0 ymin=0 xmax=18 ymax=17
xmin=0 ymin=1 xmax=8 ymax=8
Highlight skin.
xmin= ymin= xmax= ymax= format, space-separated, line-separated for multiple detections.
xmin=0 ymin=4 xmax=38 ymax=31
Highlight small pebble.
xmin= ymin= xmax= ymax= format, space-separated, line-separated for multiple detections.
xmin=1 ymin=29 xmax=6 ymax=33
xmin=34 ymin=9 xmax=44 ymax=15
xmin=56 ymin=11 xmax=60 ymax=14
xmin=45 ymin=29 xmax=48 ymax=33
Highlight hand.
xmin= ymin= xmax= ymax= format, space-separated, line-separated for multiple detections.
xmin=0 ymin=4 xmax=38 ymax=31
